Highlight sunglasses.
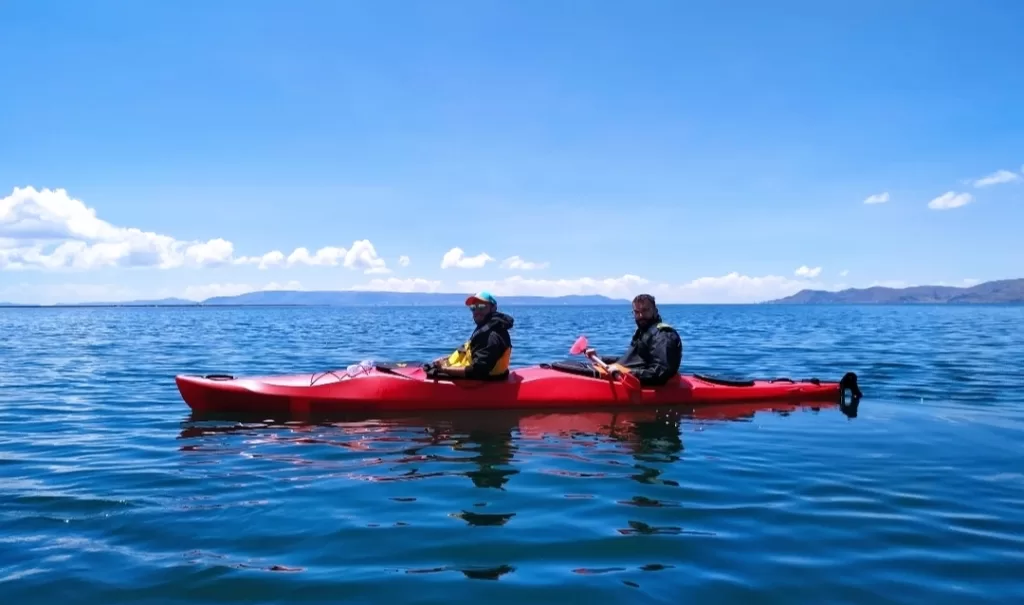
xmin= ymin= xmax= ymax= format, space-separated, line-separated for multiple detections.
xmin=468 ymin=303 xmax=490 ymax=310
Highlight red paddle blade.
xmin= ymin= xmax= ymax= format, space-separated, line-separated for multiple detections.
xmin=569 ymin=335 xmax=589 ymax=355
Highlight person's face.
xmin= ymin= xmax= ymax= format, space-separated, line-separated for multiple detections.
xmin=469 ymin=302 xmax=493 ymax=324
xmin=632 ymin=300 xmax=657 ymax=325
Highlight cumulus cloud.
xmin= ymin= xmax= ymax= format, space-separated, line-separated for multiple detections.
xmin=971 ymin=169 xmax=1020 ymax=188
xmin=398 ymin=255 xmax=410 ymax=267
xmin=0 ymin=186 xmax=389 ymax=273
xmin=0 ymin=187 xmax=237 ymax=270
xmin=839 ymin=269 xmax=850 ymax=277
xmin=440 ymin=247 xmax=494 ymax=269
xmin=349 ymin=277 xmax=443 ymax=293
xmin=863 ymin=192 xmax=890 ymax=204
xmin=500 ymin=255 xmax=549 ymax=270
xmin=795 ymin=265 xmax=822 ymax=278
xmin=235 ymin=239 xmax=388 ymax=274
xmin=927 ymin=191 xmax=973 ymax=210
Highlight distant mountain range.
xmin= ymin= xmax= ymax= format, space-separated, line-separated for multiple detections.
xmin=766 ymin=278 xmax=1024 ymax=304
xmin=5 ymin=279 xmax=1021 ymax=308
xmin=0 ymin=290 xmax=627 ymax=307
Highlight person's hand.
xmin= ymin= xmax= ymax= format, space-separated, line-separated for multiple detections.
xmin=584 ymin=347 xmax=596 ymax=357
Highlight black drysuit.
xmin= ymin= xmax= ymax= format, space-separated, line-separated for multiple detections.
xmin=600 ymin=319 xmax=683 ymax=386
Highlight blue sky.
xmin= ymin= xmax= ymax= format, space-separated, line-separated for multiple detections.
xmin=2 ymin=0 xmax=1023 ymax=304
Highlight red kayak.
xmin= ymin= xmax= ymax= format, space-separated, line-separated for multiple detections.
xmin=175 ymin=360 xmax=861 ymax=415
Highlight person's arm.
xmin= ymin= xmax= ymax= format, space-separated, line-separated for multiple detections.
xmin=628 ymin=330 xmax=682 ymax=384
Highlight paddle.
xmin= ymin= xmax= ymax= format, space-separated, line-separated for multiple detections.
xmin=570 ymin=336 xmax=642 ymax=390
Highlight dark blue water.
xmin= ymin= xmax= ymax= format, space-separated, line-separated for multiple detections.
xmin=2 ymin=305 xmax=1023 ymax=604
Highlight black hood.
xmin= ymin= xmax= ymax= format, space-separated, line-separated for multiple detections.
xmin=480 ymin=310 xmax=515 ymax=330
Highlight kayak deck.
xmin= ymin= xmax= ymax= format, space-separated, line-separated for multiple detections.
xmin=175 ymin=363 xmax=861 ymax=415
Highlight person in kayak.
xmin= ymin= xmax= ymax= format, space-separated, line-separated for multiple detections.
xmin=586 ymin=293 xmax=682 ymax=386
xmin=427 ymin=291 xmax=515 ymax=381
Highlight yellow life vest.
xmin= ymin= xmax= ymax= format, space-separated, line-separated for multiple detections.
xmin=445 ymin=340 xmax=512 ymax=376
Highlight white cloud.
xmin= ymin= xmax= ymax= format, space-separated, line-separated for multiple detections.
xmin=1 ymin=186 xmax=390 ymax=273
xmin=237 ymin=250 xmax=286 ymax=270
xmin=285 ymin=246 xmax=348 ymax=267
xmin=343 ymin=240 xmax=390 ymax=274
xmin=349 ymin=277 xmax=442 ymax=293
xmin=235 ymin=239 xmax=389 ymax=274
xmin=863 ymin=192 xmax=889 ymax=204
xmin=440 ymin=247 xmax=494 ymax=269
xmin=0 ymin=186 xmax=238 ymax=270
xmin=500 ymin=255 xmax=549 ymax=270
xmin=795 ymin=265 xmax=822 ymax=278
xmin=398 ymin=255 xmax=410 ymax=267
xmin=971 ymin=169 xmax=1020 ymax=188
xmin=839 ymin=269 xmax=850 ymax=277
xmin=927 ymin=191 xmax=973 ymax=210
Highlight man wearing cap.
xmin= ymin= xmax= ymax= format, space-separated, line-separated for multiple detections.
xmin=427 ymin=291 xmax=515 ymax=380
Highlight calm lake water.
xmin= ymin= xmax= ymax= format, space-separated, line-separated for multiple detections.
xmin=2 ymin=304 xmax=1023 ymax=604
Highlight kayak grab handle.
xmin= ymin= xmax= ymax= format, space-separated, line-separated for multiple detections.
xmin=204 ymin=374 xmax=235 ymax=381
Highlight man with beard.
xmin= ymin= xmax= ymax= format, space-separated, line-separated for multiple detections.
xmin=427 ymin=291 xmax=514 ymax=381
xmin=586 ymin=293 xmax=682 ymax=386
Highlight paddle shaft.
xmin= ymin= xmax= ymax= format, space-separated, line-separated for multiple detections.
xmin=583 ymin=348 xmax=642 ymax=390
xmin=587 ymin=351 xmax=613 ymax=371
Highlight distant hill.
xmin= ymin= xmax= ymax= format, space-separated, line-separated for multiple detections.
xmin=766 ymin=278 xmax=1024 ymax=304
xmin=0 ymin=290 xmax=626 ymax=308
xmin=200 ymin=290 xmax=624 ymax=306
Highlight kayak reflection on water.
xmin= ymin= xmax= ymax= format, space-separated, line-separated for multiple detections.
xmin=178 ymin=399 xmax=855 ymax=493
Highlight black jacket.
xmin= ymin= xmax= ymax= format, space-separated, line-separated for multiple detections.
xmin=601 ymin=318 xmax=682 ymax=385
xmin=462 ymin=311 xmax=515 ymax=379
